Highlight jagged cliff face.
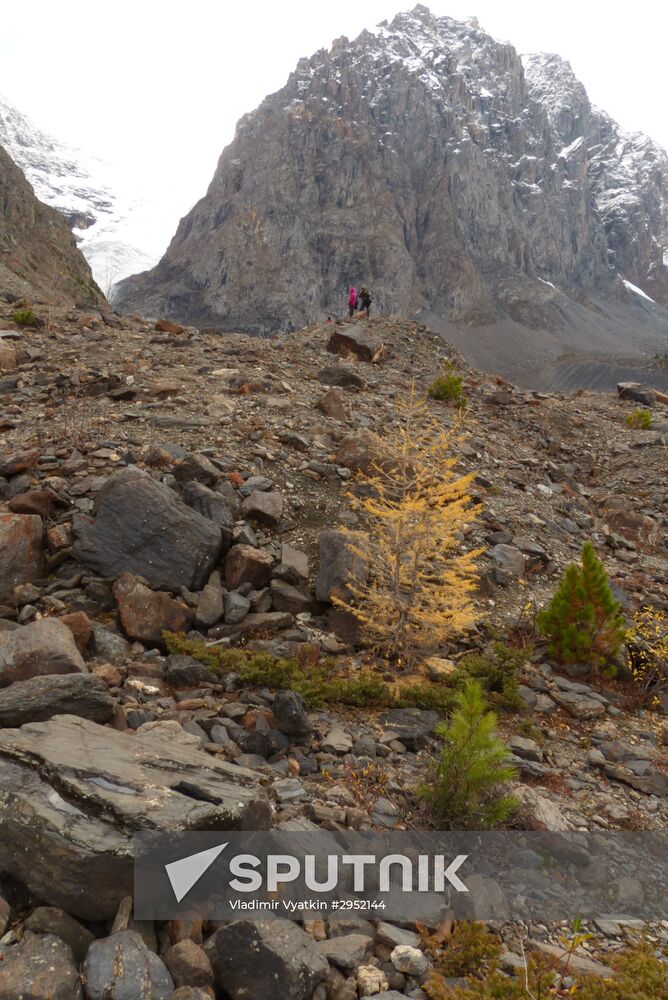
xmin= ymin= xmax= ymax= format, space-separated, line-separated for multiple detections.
xmin=114 ymin=6 xmax=668 ymax=336
xmin=0 ymin=96 xmax=166 ymax=290
xmin=523 ymin=53 xmax=668 ymax=306
xmin=0 ymin=143 xmax=102 ymax=305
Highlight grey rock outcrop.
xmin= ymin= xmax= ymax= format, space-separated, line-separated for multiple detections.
xmin=115 ymin=6 xmax=668 ymax=344
xmin=0 ymin=715 xmax=268 ymax=919
xmin=0 ymin=142 xmax=102 ymax=306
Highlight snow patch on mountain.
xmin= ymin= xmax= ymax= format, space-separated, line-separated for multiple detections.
xmin=0 ymin=94 xmax=172 ymax=292
xmin=623 ymin=278 xmax=654 ymax=302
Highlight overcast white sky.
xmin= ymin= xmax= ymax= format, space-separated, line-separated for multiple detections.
xmin=1 ymin=0 xmax=666 ymax=234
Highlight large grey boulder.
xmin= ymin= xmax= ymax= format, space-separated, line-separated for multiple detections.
xmin=0 ymin=618 xmax=86 ymax=687
xmin=83 ymin=931 xmax=173 ymax=1000
xmin=0 ymin=673 xmax=114 ymax=727
xmin=206 ymin=919 xmax=329 ymax=1000
xmin=72 ymin=469 xmax=222 ymax=592
xmin=0 ymin=716 xmax=268 ymax=919
xmin=315 ymin=530 xmax=368 ymax=603
xmin=0 ymin=932 xmax=81 ymax=1000
xmin=0 ymin=511 xmax=44 ymax=603
xmin=181 ymin=480 xmax=234 ymax=553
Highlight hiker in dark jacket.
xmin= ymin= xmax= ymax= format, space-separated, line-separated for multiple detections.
xmin=359 ymin=286 xmax=371 ymax=317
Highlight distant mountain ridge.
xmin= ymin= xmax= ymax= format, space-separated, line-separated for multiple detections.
xmin=0 ymin=95 xmax=162 ymax=291
xmin=0 ymin=143 xmax=102 ymax=306
xmin=113 ymin=4 xmax=668 ymax=374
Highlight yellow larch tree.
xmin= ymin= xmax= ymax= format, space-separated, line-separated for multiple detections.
xmin=334 ymin=387 xmax=482 ymax=667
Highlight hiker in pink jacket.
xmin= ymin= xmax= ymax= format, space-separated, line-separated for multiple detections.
xmin=348 ymin=287 xmax=358 ymax=318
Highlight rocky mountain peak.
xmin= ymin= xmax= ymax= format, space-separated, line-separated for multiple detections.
xmin=112 ymin=7 xmax=668 ymax=382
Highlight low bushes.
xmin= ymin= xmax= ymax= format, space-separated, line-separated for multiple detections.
xmin=164 ymin=635 xmax=527 ymax=718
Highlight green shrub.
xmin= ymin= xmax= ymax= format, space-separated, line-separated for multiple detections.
xmin=12 ymin=307 xmax=37 ymax=326
xmin=626 ymin=409 xmax=653 ymax=429
xmin=537 ymin=541 xmax=626 ymax=669
xmin=164 ymin=633 xmax=455 ymax=712
xmin=419 ymin=679 xmax=517 ymax=829
xmin=164 ymin=635 xmax=528 ymax=717
xmin=424 ymin=941 xmax=668 ymax=1000
xmin=575 ymin=942 xmax=668 ymax=999
xmin=428 ymin=373 xmax=466 ymax=405
xmin=456 ymin=642 xmax=526 ymax=712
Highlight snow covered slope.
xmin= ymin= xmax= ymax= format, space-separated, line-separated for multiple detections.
xmin=0 ymin=94 xmax=166 ymax=292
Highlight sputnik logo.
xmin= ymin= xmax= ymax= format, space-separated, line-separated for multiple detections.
xmin=165 ymin=842 xmax=228 ymax=902
xmin=164 ymin=843 xmax=469 ymax=902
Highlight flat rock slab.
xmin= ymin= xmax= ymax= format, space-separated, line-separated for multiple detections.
xmin=210 ymin=611 xmax=294 ymax=641
xmin=316 ymin=933 xmax=372 ymax=969
xmin=602 ymin=762 xmax=668 ymax=797
xmin=527 ymin=939 xmax=614 ymax=977
xmin=0 ymin=715 xmax=268 ymax=920
xmin=0 ymin=617 xmax=85 ymax=687
xmin=169 ymin=990 xmax=212 ymax=1000
xmin=317 ymin=365 xmax=365 ymax=389
xmin=551 ymin=689 xmax=606 ymax=719
xmin=0 ymin=672 xmax=114 ymax=727
xmin=322 ymin=726 xmax=353 ymax=754
xmin=72 ymin=469 xmax=222 ymax=592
